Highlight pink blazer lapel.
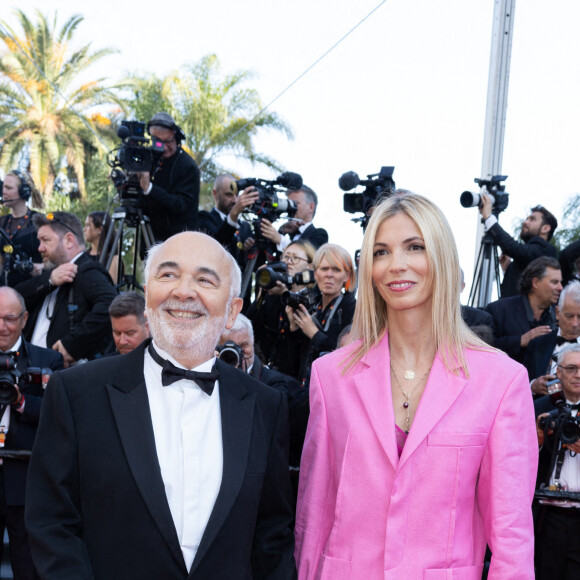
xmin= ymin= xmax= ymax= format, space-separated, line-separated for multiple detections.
xmin=399 ymin=355 xmax=468 ymax=468
xmin=352 ymin=335 xmax=399 ymax=470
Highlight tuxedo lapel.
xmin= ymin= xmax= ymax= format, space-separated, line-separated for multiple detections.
xmin=106 ymin=345 xmax=186 ymax=573
xmin=190 ymin=361 xmax=256 ymax=574
xmin=352 ymin=335 xmax=399 ymax=471
xmin=399 ymin=355 xmax=467 ymax=468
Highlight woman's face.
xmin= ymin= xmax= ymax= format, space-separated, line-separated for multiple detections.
xmin=371 ymin=213 xmax=432 ymax=314
xmin=83 ymin=217 xmax=102 ymax=244
xmin=282 ymin=245 xmax=311 ymax=276
xmin=2 ymin=175 xmax=22 ymax=205
xmin=314 ymin=255 xmax=348 ymax=299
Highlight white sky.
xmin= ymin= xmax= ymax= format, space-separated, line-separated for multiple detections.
xmin=7 ymin=0 xmax=580 ymax=291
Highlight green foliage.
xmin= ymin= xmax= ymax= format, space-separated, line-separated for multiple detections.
xmin=126 ymin=54 xmax=293 ymax=193
xmin=553 ymin=193 xmax=580 ymax=251
xmin=0 ymin=9 xmax=127 ymax=201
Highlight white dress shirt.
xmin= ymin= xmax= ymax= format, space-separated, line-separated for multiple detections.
xmin=144 ymin=342 xmax=223 ymax=571
xmin=549 ymin=402 xmax=580 ymax=493
xmin=277 ymin=220 xmax=313 ymax=252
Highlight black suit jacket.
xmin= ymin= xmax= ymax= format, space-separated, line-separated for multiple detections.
xmin=142 ymin=148 xmax=200 ymax=241
xmin=25 ymin=343 xmax=296 ymax=580
xmin=3 ymin=341 xmax=63 ymax=506
xmin=16 ymin=253 xmax=117 ymax=360
xmin=293 ymin=223 xmax=328 ymax=250
xmin=485 ymin=295 xmax=556 ymax=378
xmin=559 ymin=239 xmax=580 ymax=286
xmin=486 ymin=223 xmax=556 ymax=298
xmin=522 ymin=331 xmax=558 ymax=381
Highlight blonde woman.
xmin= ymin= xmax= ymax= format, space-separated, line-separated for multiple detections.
xmin=295 ymin=193 xmax=537 ymax=579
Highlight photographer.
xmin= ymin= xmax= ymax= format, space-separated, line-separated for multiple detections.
xmin=534 ymin=344 xmax=580 ymax=579
xmin=246 ymin=240 xmax=317 ymax=377
xmin=138 ymin=112 xmax=200 ymax=241
xmin=0 ymin=287 xmax=63 ymax=579
xmin=0 ymin=170 xmax=44 ymax=287
xmin=479 ymin=198 xmax=558 ymax=297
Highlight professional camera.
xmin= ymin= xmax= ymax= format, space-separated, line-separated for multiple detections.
xmin=281 ymin=287 xmax=319 ymax=313
xmin=108 ymin=120 xmax=164 ymax=201
xmin=460 ymin=175 xmax=509 ymax=216
xmin=338 ymin=166 xmax=396 ymax=229
xmin=231 ymin=172 xmax=302 ymax=223
xmin=0 ymin=354 xmax=53 ymax=405
xmin=255 ymin=261 xmax=315 ymax=290
xmin=539 ymin=405 xmax=580 ymax=445
xmin=216 ymin=341 xmax=244 ymax=368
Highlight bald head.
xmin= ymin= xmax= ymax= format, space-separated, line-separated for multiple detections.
xmin=0 ymin=286 xmax=28 ymax=352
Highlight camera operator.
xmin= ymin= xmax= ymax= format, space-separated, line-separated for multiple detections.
xmin=534 ymin=344 xmax=580 ymax=579
xmin=138 ymin=112 xmax=200 ymax=241
xmin=197 ymin=173 xmax=257 ymax=263
xmin=0 ymin=287 xmax=63 ymax=579
xmin=218 ymin=314 xmax=298 ymax=398
xmin=260 ymin=185 xmax=328 ymax=252
xmin=0 ymin=170 xmax=44 ymax=287
xmin=479 ymin=198 xmax=558 ymax=297
xmin=246 ymin=240 xmax=317 ymax=377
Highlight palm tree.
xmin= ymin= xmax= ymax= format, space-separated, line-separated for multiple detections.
xmin=0 ymin=10 xmax=125 ymax=200
xmin=129 ymin=54 xmax=293 ymax=191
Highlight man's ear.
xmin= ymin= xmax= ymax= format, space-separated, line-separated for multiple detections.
xmin=540 ymin=223 xmax=551 ymax=238
xmin=224 ymin=297 xmax=244 ymax=330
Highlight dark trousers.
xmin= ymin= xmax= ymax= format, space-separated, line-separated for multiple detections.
xmin=535 ymin=505 xmax=580 ymax=580
xmin=0 ymin=468 xmax=39 ymax=580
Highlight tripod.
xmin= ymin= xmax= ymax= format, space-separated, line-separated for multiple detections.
xmin=100 ymin=199 xmax=155 ymax=292
xmin=468 ymin=229 xmax=501 ymax=308
xmin=240 ymin=220 xmax=277 ymax=300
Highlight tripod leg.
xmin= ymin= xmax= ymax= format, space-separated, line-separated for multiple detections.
xmin=241 ymin=255 xmax=258 ymax=299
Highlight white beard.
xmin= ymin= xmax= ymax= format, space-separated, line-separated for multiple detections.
xmin=146 ymin=299 xmax=229 ymax=365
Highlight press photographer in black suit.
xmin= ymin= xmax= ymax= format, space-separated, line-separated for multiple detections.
xmin=479 ymin=198 xmax=558 ymax=297
xmin=0 ymin=286 xmax=63 ymax=580
xmin=139 ymin=112 xmax=200 ymax=241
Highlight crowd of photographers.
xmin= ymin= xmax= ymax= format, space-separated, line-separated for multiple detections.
xmin=0 ymin=112 xmax=579 ymax=577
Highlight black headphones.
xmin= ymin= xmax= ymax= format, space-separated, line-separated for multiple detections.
xmin=146 ymin=112 xmax=186 ymax=144
xmin=10 ymin=170 xmax=32 ymax=201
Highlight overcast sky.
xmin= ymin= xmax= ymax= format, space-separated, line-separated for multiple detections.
xmin=7 ymin=0 xmax=580 ymax=291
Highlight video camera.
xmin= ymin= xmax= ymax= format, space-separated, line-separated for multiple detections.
xmin=0 ymin=354 xmax=52 ymax=405
xmin=108 ymin=120 xmax=164 ymax=202
xmin=460 ymin=175 xmax=509 ymax=216
xmin=255 ymin=261 xmax=315 ymax=290
xmin=231 ymin=172 xmax=302 ymax=223
xmin=338 ymin=166 xmax=396 ymax=230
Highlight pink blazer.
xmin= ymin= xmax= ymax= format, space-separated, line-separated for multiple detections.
xmin=295 ymin=333 xmax=538 ymax=580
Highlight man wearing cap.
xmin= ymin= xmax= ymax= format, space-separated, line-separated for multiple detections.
xmin=139 ymin=112 xmax=200 ymax=241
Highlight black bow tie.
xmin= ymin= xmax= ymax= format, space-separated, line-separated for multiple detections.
xmin=557 ymin=336 xmax=578 ymax=346
xmin=567 ymin=403 xmax=580 ymax=411
xmin=148 ymin=344 xmax=219 ymax=395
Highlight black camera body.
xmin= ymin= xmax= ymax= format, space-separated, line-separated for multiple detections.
xmin=539 ymin=405 xmax=580 ymax=445
xmin=0 ymin=354 xmax=53 ymax=405
xmin=460 ymin=175 xmax=509 ymax=216
xmin=216 ymin=341 xmax=244 ymax=368
xmin=281 ymin=287 xmax=319 ymax=313
xmin=232 ymin=172 xmax=302 ymax=223
xmin=256 ymin=261 xmax=315 ymax=290
xmin=338 ymin=166 xmax=396 ymax=226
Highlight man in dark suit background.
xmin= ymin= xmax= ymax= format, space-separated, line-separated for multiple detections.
xmin=109 ymin=291 xmax=150 ymax=355
xmin=260 ymin=185 xmax=328 ymax=252
xmin=25 ymin=231 xmax=296 ymax=580
xmin=479 ymin=198 xmax=558 ymax=298
xmin=486 ymin=256 xmax=562 ymax=376
xmin=197 ymin=173 xmax=257 ymax=265
xmin=16 ymin=212 xmax=116 ymax=367
xmin=0 ymin=286 xmax=63 ymax=580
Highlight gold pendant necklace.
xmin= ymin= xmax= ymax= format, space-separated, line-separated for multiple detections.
xmin=404 ymin=369 xmax=415 ymax=380
xmin=391 ymin=363 xmax=431 ymax=434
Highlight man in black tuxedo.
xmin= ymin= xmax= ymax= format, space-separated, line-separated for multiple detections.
xmin=25 ymin=231 xmax=296 ymax=580
xmin=526 ymin=280 xmax=580 ymax=396
xmin=479 ymin=198 xmax=558 ymax=298
xmin=534 ymin=344 xmax=580 ymax=579
xmin=218 ymin=313 xmax=299 ymax=399
xmin=139 ymin=112 xmax=200 ymax=241
xmin=197 ymin=174 xmax=257 ymax=265
xmin=260 ymin=185 xmax=328 ymax=252
xmin=0 ymin=287 xmax=63 ymax=580
xmin=16 ymin=212 xmax=116 ymax=366
xmin=485 ymin=256 xmax=562 ymax=376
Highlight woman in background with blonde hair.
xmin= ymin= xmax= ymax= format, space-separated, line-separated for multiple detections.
xmin=295 ymin=192 xmax=537 ymax=579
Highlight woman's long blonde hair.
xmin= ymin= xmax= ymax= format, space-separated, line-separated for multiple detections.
xmin=343 ymin=192 xmax=492 ymax=375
